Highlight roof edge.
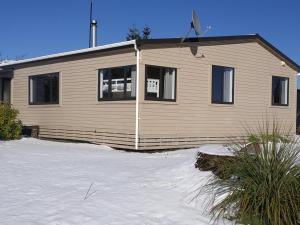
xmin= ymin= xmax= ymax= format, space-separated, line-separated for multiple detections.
xmin=1 ymin=34 xmax=299 ymax=72
xmin=0 ymin=40 xmax=136 ymax=68
xmin=136 ymin=34 xmax=257 ymax=45
xmin=137 ymin=34 xmax=300 ymax=72
xmin=254 ymin=34 xmax=300 ymax=72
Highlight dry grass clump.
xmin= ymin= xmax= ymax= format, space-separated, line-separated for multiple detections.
xmin=204 ymin=120 xmax=300 ymax=225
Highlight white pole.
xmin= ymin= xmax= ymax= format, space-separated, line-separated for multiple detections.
xmin=134 ymin=42 xmax=140 ymax=150
xmin=91 ymin=20 xmax=97 ymax=47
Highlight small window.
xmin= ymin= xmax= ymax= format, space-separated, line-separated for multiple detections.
xmin=98 ymin=65 xmax=136 ymax=101
xmin=145 ymin=65 xmax=176 ymax=101
xmin=29 ymin=73 xmax=59 ymax=105
xmin=212 ymin=65 xmax=234 ymax=104
xmin=0 ymin=78 xmax=11 ymax=103
xmin=272 ymin=76 xmax=289 ymax=106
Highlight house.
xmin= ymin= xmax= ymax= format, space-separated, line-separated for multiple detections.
xmin=0 ymin=34 xmax=299 ymax=150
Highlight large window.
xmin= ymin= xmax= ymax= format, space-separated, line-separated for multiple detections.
xmin=29 ymin=73 xmax=59 ymax=105
xmin=212 ymin=65 xmax=234 ymax=104
xmin=145 ymin=65 xmax=176 ymax=101
xmin=272 ymin=76 xmax=289 ymax=106
xmin=98 ymin=65 xmax=136 ymax=101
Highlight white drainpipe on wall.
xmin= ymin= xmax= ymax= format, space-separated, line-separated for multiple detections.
xmin=134 ymin=41 xmax=140 ymax=150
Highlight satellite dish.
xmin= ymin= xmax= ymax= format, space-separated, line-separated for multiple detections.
xmin=192 ymin=10 xmax=201 ymax=36
xmin=181 ymin=10 xmax=212 ymax=43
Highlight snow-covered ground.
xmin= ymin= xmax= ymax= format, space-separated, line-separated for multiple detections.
xmin=0 ymin=138 xmax=230 ymax=225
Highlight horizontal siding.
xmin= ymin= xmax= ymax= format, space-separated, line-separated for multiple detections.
xmin=11 ymin=41 xmax=298 ymax=150
xmin=138 ymin=42 xmax=297 ymax=150
xmin=12 ymin=48 xmax=137 ymax=149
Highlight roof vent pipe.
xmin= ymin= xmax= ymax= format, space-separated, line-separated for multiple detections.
xmin=90 ymin=20 xmax=97 ymax=47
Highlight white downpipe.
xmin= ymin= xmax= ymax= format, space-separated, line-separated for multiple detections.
xmin=134 ymin=42 xmax=140 ymax=150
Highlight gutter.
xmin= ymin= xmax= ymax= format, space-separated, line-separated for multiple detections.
xmin=0 ymin=40 xmax=136 ymax=67
xmin=134 ymin=40 xmax=140 ymax=150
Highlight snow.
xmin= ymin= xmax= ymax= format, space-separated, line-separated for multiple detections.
xmin=193 ymin=144 xmax=234 ymax=156
xmin=0 ymin=138 xmax=231 ymax=225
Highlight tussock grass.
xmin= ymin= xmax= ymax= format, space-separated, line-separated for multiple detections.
xmin=205 ymin=120 xmax=300 ymax=225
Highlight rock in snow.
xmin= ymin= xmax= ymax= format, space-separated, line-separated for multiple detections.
xmin=0 ymin=138 xmax=231 ymax=225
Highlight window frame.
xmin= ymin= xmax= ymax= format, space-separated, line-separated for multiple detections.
xmin=271 ymin=76 xmax=289 ymax=106
xmin=144 ymin=64 xmax=177 ymax=102
xmin=211 ymin=65 xmax=235 ymax=105
xmin=28 ymin=72 xmax=60 ymax=105
xmin=97 ymin=65 xmax=136 ymax=101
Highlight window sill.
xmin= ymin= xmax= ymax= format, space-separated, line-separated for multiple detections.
xmin=210 ymin=103 xmax=235 ymax=107
xmin=97 ymin=100 xmax=136 ymax=104
xmin=269 ymin=105 xmax=289 ymax=109
xmin=141 ymin=101 xmax=178 ymax=105
xmin=98 ymin=98 xmax=136 ymax=102
xmin=28 ymin=104 xmax=61 ymax=107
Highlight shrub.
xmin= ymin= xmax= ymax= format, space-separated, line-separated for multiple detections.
xmin=0 ymin=102 xmax=22 ymax=140
xmin=205 ymin=121 xmax=300 ymax=225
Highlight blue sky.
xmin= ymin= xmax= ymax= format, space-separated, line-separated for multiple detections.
xmin=0 ymin=0 xmax=299 ymax=66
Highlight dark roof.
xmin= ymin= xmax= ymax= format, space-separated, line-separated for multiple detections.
xmin=1 ymin=34 xmax=299 ymax=72
xmin=137 ymin=34 xmax=300 ymax=72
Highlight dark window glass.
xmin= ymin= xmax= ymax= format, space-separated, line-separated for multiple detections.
xmin=99 ymin=65 xmax=136 ymax=101
xmin=145 ymin=65 xmax=176 ymax=101
xmin=272 ymin=76 xmax=289 ymax=106
xmin=0 ymin=78 xmax=11 ymax=103
xmin=212 ymin=67 xmax=223 ymax=103
xmin=29 ymin=73 xmax=59 ymax=105
xmin=212 ymin=65 xmax=234 ymax=104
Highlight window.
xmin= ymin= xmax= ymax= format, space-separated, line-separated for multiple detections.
xmin=29 ymin=73 xmax=59 ymax=105
xmin=272 ymin=76 xmax=289 ymax=106
xmin=212 ymin=65 xmax=234 ymax=104
xmin=145 ymin=65 xmax=176 ymax=101
xmin=0 ymin=78 xmax=11 ymax=103
xmin=98 ymin=65 xmax=136 ymax=101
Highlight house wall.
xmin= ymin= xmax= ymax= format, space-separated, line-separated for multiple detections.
xmin=10 ymin=41 xmax=298 ymax=151
xmin=12 ymin=48 xmax=137 ymax=149
xmin=138 ymin=41 xmax=298 ymax=150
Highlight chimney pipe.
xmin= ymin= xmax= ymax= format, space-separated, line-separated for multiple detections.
xmin=91 ymin=20 xmax=97 ymax=47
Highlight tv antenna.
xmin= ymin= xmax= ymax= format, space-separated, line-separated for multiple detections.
xmin=181 ymin=10 xmax=211 ymax=42
xmin=89 ymin=1 xmax=93 ymax=47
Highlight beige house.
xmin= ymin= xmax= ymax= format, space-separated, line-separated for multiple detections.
xmin=0 ymin=34 xmax=299 ymax=150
